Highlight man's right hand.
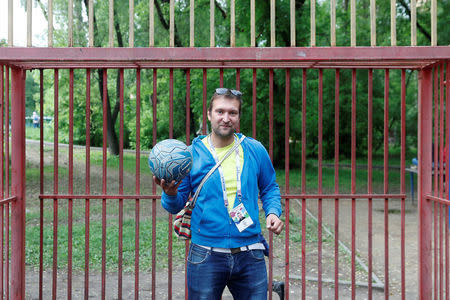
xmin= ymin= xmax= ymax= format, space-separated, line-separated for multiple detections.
xmin=153 ymin=176 xmax=181 ymax=196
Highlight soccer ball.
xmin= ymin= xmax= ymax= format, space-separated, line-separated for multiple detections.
xmin=148 ymin=139 xmax=193 ymax=183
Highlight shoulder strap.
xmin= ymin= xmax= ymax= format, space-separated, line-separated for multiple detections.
xmin=190 ymin=135 xmax=245 ymax=208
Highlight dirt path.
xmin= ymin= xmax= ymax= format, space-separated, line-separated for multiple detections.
xmin=23 ymin=142 xmax=419 ymax=299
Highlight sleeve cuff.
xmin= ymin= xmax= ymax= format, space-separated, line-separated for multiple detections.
xmin=265 ymin=208 xmax=281 ymax=218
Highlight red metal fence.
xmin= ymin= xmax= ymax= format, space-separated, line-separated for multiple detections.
xmin=0 ymin=48 xmax=449 ymax=299
xmin=418 ymin=63 xmax=450 ymax=300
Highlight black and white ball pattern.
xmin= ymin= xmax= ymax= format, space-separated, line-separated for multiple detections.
xmin=148 ymin=139 xmax=193 ymax=183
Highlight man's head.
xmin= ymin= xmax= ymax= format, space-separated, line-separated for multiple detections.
xmin=207 ymin=88 xmax=243 ymax=140
xmin=208 ymin=88 xmax=243 ymax=116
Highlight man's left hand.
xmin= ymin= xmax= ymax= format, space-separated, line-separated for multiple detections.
xmin=266 ymin=214 xmax=283 ymax=235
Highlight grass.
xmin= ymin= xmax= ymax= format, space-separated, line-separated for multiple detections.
xmin=26 ymin=217 xmax=187 ymax=272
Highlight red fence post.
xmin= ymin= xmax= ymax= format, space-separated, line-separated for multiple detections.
xmin=418 ymin=67 xmax=433 ymax=300
xmin=10 ymin=67 xmax=26 ymax=299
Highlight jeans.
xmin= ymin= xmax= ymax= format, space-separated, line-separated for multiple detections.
xmin=187 ymin=243 xmax=268 ymax=300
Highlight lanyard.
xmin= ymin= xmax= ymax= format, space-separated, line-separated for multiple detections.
xmin=207 ymin=135 xmax=242 ymax=207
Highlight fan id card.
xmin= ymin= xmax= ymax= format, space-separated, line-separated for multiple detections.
xmin=229 ymin=203 xmax=253 ymax=232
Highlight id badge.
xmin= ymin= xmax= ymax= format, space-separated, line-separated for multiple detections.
xmin=229 ymin=203 xmax=254 ymax=232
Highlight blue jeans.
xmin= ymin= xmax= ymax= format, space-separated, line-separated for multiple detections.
xmin=187 ymin=243 xmax=268 ymax=300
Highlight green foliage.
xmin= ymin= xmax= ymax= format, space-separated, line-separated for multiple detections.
xmin=21 ymin=0 xmax=450 ymax=166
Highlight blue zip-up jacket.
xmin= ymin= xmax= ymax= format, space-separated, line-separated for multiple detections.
xmin=161 ymin=134 xmax=282 ymax=248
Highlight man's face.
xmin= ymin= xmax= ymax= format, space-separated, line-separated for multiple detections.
xmin=207 ymin=96 xmax=240 ymax=139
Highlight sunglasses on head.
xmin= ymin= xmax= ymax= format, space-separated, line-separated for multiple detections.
xmin=215 ymin=88 xmax=242 ymax=98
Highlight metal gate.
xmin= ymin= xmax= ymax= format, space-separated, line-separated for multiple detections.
xmin=0 ymin=47 xmax=449 ymax=299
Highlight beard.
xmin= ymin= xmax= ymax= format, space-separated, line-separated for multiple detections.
xmin=212 ymin=125 xmax=235 ymax=139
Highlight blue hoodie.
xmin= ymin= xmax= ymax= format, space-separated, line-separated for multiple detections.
xmin=161 ymin=134 xmax=282 ymax=248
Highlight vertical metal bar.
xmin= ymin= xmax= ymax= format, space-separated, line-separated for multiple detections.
xmin=48 ymin=0 xmax=53 ymax=47
xmin=444 ymin=203 xmax=450 ymax=300
xmin=202 ymin=69 xmax=207 ymax=135
xmin=270 ymin=0 xmax=275 ymax=47
xmin=435 ymin=67 xmax=439 ymax=196
xmin=446 ymin=62 xmax=450 ymax=300
xmin=118 ymin=69 xmax=124 ymax=300
xmin=434 ymin=201 xmax=438 ymax=300
xmin=129 ymin=0 xmax=134 ymax=47
xmin=68 ymin=69 xmax=74 ymax=300
xmin=440 ymin=204 xmax=444 ymax=299
xmin=52 ymin=69 xmax=59 ymax=300
xmin=384 ymin=69 xmax=390 ymax=300
xmin=236 ymin=69 xmax=241 ymax=132
xmin=101 ymin=69 xmax=108 ymax=300
xmin=431 ymin=0 xmax=437 ymax=46
xmin=168 ymin=69 xmax=174 ymax=300
xmin=169 ymin=0 xmax=174 ymax=47
xmin=210 ymin=0 xmax=215 ymax=47
xmin=68 ymin=0 xmax=73 ymax=47
xmin=330 ymin=0 xmax=336 ymax=47
xmin=411 ymin=0 xmax=417 ymax=46
xmin=151 ymin=68 xmax=157 ymax=300
xmin=10 ymin=68 xmax=26 ymax=300
xmin=135 ymin=68 xmax=141 ymax=300
xmin=39 ymin=69 xmax=44 ymax=300
xmin=318 ymin=69 xmax=323 ymax=300
xmin=370 ymin=0 xmax=376 ymax=46
xmin=230 ymin=0 xmax=235 ymax=47
xmin=301 ymin=68 xmax=307 ymax=300
xmin=252 ymin=69 xmax=257 ymax=139
xmin=350 ymin=0 xmax=356 ymax=46
xmin=368 ymin=69 xmax=373 ymax=300
xmin=27 ymin=0 xmax=32 ymax=47
xmin=149 ymin=0 xmax=154 ymax=47
xmin=190 ymin=0 xmax=195 ymax=47
xmin=85 ymin=68 xmax=91 ymax=300
xmin=251 ymin=0 xmax=255 ymax=47
xmin=88 ymin=0 xmax=94 ymax=47
xmin=438 ymin=65 xmax=444 ymax=300
xmin=310 ymin=0 xmax=316 ymax=47
xmin=351 ymin=68 xmax=357 ymax=300
xmin=440 ymin=65 xmax=444 ymax=198
xmin=391 ymin=0 xmax=396 ymax=46
xmin=185 ymin=69 xmax=191 ymax=300
xmin=284 ymin=69 xmax=290 ymax=300
xmin=268 ymin=69 xmax=274 ymax=300
xmin=0 ymin=205 xmax=2 ymax=300
xmin=418 ymin=67 xmax=433 ymax=300
xmin=434 ymin=66 xmax=439 ymax=300
xmin=400 ymin=69 xmax=406 ymax=300
xmin=186 ymin=69 xmax=191 ymax=145
xmin=8 ymin=0 xmax=13 ymax=46
xmin=5 ymin=67 xmax=10 ymax=300
xmin=109 ymin=0 xmax=114 ymax=47
xmin=0 ymin=65 xmax=4 ymax=300
xmin=5 ymin=201 xmax=9 ymax=300
xmin=290 ymin=0 xmax=295 ymax=46
xmin=236 ymin=69 xmax=240 ymax=95
xmin=334 ymin=69 xmax=340 ymax=300
xmin=219 ymin=69 xmax=224 ymax=88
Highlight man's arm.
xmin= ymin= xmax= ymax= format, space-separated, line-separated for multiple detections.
xmin=256 ymin=143 xmax=283 ymax=234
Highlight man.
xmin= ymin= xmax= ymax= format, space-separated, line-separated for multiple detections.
xmin=155 ymin=88 xmax=283 ymax=300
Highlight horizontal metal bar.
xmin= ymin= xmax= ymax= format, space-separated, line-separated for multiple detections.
xmin=10 ymin=62 xmax=431 ymax=70
xmin=289 ymin=275 xmax=385 ymax=291
xmin=40 ymin=194 xmax=161 ymax=200
xmin=39 ymin=193 xmax=404 ymax=201
xmin=426 ymin=195 xmax=450 ymax=206
xmin=0 ymin=196 xmax=17 ymax=205
xmin=282 ymin=194 xmax=406 ymax=199
xmin=0 ymin=47 xmax=448 ymax=69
